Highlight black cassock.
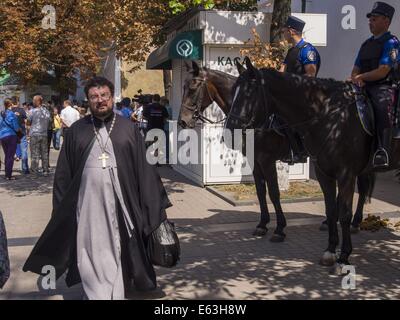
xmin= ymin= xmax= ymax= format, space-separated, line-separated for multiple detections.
xmin=23 ymin=114 xmax=171 ymax=291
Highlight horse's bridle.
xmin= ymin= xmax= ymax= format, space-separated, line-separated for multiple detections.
xmin=181 ymin=76 xmax=227 ymax=124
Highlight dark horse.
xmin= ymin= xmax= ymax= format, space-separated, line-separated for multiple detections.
xmin=179 ymin=61 xmax=374 ymax=243
xmin=226 ymin=57 xmax=397 ymax=271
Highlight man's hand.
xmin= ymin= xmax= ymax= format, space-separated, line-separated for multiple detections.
xmin=304 ymin=64 xmax=317 ymax=77
xmin=351 ymin=74 xmax=366 ymax=87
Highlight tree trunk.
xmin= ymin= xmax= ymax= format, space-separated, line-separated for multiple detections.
xmin=271 ymin=0 xmax=292 ymax=191
xmin=270 ymin=0 xmax=292 ymax=44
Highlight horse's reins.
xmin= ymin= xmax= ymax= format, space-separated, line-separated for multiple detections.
xmin=181 ymin=76 xmax=227 ymax=125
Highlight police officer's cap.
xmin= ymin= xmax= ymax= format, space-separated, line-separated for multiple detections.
xmin=367 ymin=2 xmax=395 ymax=21
xmin=284 ymin=16 xmax=306 ymax=33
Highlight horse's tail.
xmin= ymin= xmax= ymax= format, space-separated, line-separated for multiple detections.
xmin=365 ymin=172 xmax=377 ymax=204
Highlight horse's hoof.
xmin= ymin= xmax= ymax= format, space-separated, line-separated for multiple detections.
xmin=350 ymin=226 xmax=360 ymax=234
xmin=270 ymin=233 xmax=286 ymax=243
xmin=319 ymin=222 xmax=329 ymax=231
xmin=319 ymin=251 xmax=336 ymax=267
xmin=253 ymin=227 xmax=267 ymax=237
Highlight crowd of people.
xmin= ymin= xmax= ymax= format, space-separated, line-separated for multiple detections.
xmin=115 ymin=94 xmax=172 ymax=136
xmin=0 ymin=97 xmax=84 ymax=179
xmin=0 ymin=92 xmax=171 ymax=180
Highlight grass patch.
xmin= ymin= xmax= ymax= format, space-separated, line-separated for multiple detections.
xmin=214 ymin=180 xmax=323 ymax=201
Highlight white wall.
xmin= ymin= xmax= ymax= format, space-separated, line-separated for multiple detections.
xmin=201 ymin=11 xmax=271 ymax=45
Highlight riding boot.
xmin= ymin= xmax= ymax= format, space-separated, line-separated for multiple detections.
xmin=282 ymin=129 xmax=307 ymax=165
xmin=373 ymin=128 xmax=391 ymax=169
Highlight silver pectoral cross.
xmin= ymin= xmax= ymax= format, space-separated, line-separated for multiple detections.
xmin=98 ymin=153 xmax=109 ymax=169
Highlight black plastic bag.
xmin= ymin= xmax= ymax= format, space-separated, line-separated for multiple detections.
xmin=148 ymin=220 xmax=180 ymax=268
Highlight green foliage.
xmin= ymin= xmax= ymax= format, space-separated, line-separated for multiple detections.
xmin=168 ymin=0 xmax=257 ymax=15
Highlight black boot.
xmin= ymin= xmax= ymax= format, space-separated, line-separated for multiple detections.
xmin=373 ymin=128 xmax=392 ymax=169
xmin=282 ymin=129 xmax=308 ymax=165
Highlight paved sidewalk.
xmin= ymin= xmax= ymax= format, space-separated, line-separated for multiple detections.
xmin=0 ymin=152 xmax=399 ymax=300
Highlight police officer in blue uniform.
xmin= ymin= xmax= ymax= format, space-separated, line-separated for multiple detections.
xmin=279 ymin=16 xmax=321 ymax=164
xmin=351 ymin=2 xmax=400 ymax=169
xmin=280 ymin=16 xmax=321 ymax=77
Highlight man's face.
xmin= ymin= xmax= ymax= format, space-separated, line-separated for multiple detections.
xmin=282 ymin=27 xmax=291 ymax=42
xmin=369 ymin=15 xmax=390 ymax=35
xmin=87 ymin=85 xmax=114 ymax=118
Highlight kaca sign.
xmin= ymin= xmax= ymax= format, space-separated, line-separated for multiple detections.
xmin=217 ymin=57 xmax=243 ymax=67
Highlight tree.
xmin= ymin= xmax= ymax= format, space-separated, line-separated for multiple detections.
xmin=240 ymin=0 xmax=291 ymax=69
xmin=0 ymin=0 xmax=261 ymax=98
xmin=270 ymin=0 xmax=291 ymax=44
xmin=168 ymin=0 xmax=257 ymax=15
xmin=0 ymin=1 xmax=175 ymax=97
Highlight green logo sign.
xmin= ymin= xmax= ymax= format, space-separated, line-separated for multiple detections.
xmin=176 ymin=40 xmax=194 ymax=58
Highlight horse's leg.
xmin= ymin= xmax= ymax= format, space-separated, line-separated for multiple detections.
xmin=264 ymin=162 xmax=287 ymax=242
xmin=331 ymin=174 xmax=356 ymax=274
xmin=315 ymin=166 xmax=339 ymax=267
xmin=253 ymin=161 xmax=270 ymax=236
xmin=351 ymin=172 xmax=376 ymax=234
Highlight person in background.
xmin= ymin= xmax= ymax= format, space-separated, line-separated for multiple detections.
xmin=120 ymin=97 xmax=133 ymax=120
xmin=27 ymin=95 xmax=50 ymax=176
xmin=0 ymin=99 xmax=22 ymax=180
xmin=132 ymin=102 xmax=147 ymax=136
xmin=52 ymin=107 xmax=62 ymax=151
xmin=44 ymin=101 xmax=55 ymax=167
xmin=60 ymin=100 xmax=80 ymax=136
xmin=11 ymin=96 xmax=29 ymax=174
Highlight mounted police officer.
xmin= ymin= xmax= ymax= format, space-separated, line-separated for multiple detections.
xmin=279 ymin=16 xmax=321 ymax=164
xmin=351 ymin=2 xmax=400 ymax=169
xmin=280 ymin=16 xmax=321 ymax=77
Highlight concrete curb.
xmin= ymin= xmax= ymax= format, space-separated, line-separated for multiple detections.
xmin=206 ymin=186 xmax=324 ymax=207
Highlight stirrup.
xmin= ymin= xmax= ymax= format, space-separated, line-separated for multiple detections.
xmin=373 ymin=148 xmax=389 ymax=168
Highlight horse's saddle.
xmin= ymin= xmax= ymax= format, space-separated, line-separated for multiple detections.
xmin=352 ymin=84 xmax=400 ymax=139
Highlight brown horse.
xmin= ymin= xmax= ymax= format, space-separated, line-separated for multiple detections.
xmin=178 ymin=61 xmax=374 ymax=243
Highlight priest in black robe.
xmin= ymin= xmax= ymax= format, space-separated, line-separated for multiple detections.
xmin=23 ymin=77 xmax=172 ymax=299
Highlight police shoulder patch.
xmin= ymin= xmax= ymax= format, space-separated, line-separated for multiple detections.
xmin=307 ymin=49 xmax=317 ymax=62
xmin=390 ymin=48 xmax=398 ymax=62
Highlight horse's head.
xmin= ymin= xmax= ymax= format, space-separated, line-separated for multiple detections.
xmin=178 ymin=61 xmax=215 ymax=128
xmin=225 ymin=57 xmax=267 ymax=131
